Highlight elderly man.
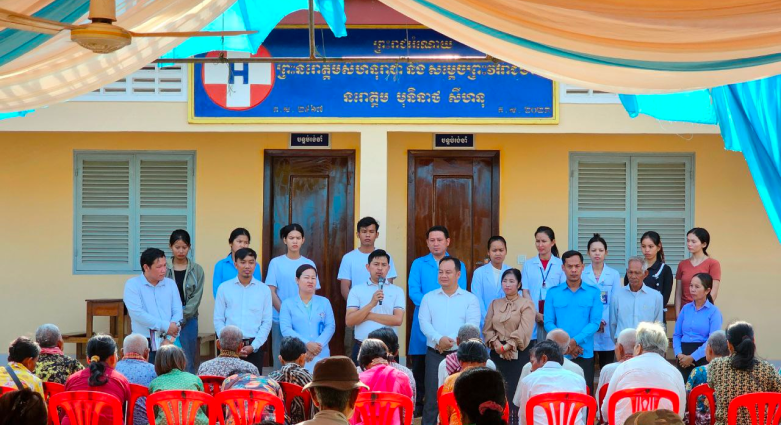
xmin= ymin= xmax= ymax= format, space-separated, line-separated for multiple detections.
xmin=198 ymin=325 xmax=259 ymax=377
xmin=515 ymin=340 xmax=587 ymax=425
xmin=33 ymin=324 xmax=83 ymax=384
xmin=437 ymin=323 xmax=498 ymax=387
xmin=115 ymin=333 xmax=156 ymax=425
xmin=601 ymin=322 xmax=685 ymax=425
xmin=301 ymin=356 xmax=369 ymax=425
xmin=610 ymin=257 xmax=664 ymax=339
xmin=597 ymin=328 xmax=636 ymax=400
xmin=519 ymin=328 xmax=584 ymax=381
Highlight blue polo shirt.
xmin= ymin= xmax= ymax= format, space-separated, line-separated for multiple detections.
xmin=212 ymin=253 xmax=262 ymax=298
xmin=543 ymin=281 xmax=602 ymax=359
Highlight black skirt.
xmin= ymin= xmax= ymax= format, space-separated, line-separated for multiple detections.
xmin=490 ymin=341 xmax=533 ymax=405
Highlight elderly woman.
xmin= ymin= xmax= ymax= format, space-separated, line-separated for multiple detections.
xmin=149 ymin=345 xmax=209 ymax=425
xmin=33 ymin=324 xmax=84 ymax=384
xmin=441 ymin=340 xmax=490 ymax=425
xmin=352 ymin=339 xmax=413 ymax=425
xmin=0 ymin=337 xmax=44 ymax=398
xmin=686 ymin=331 xmax=729 ymax=425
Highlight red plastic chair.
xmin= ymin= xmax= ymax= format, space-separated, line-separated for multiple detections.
xmin=525 ymin=392 xmax=597 ymax=425
xmin=607 ymin=388 xmax=680 ymax=425
xmin=215 ymin=389 xmax=285 ymax=424
xmin=439 ymin=390 xmax=510 ymax=425
xmin=43 ymin=382 xmax=65 ymax=403
xmin=49 ymin=391 xmax=124 ymax=425
xmin=280 ymin=382 xmax=313 ymax=421
xmin=0 ymin=386 xmax=16 ymax=395
xmin=598 ymin=385 xmax=609 ymax=423
xmin=688 ymin=384 xmax=715 ymax=425
xmin=127 ymin=384 xmax=150 ymax=425
xmin=146 ymin=390 xmax=216 ymax=425
xmin=200 ymin=375 xmax=225 ymax=396
xmin=727 ymin=392 xmax=781 ymax=425
xmin=354 ymin=391 xmax=414 ymax=425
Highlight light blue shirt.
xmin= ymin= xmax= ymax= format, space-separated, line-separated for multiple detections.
xmin=212 ymin=253 xmax=262 ymax=298
xmin=544 ymin=282 xmax=602 ymax=359
xmin=521 ymin=255 xmax=566 ymax=340
xmin=214 ymin=277 xmax=273 ymax=352
xmin=673 ymin=301 xmax=723 ymax=361
xmin=337 ymin=248 xmax=398 ymax=287
xmin=123 ymin=275 xmax=183 ymax=338
xmin=610 ymin=283 xmax=664 ymax=341
xmin=280 ymin=295 xmax=335 ymax=372
xmin=265 ymin=254 xmax=320 ymax=321
xmin=582 ymin=264 xmax=622 ymax=351
xmin=470 ymin=263 xmax=510 ymax=330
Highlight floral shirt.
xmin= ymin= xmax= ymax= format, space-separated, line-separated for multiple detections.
xmin=149 ymin=369 xmax=209 ymax=425
xmin=269 ymin=363 xmax=315 ymax=424
xmin=196 ymin=353 xmax=259 ymax=377
xmin=708 ymin=356 xmax=781 ymax=425
xmin=0 ymin=362 xmax=44 ymax=398
xmin=34 ymin=353 xmax=84 ymax=385
xmin=115 ymin=358 xmax=157 ymax=425
xmin=221 ymin=373 xmax=284 ymax=424
xmin=685 ymin=365 xmax=711 ymax=425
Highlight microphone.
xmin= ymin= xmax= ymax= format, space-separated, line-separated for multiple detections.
xmin=378 ymin=277 xmax=385 ymax=305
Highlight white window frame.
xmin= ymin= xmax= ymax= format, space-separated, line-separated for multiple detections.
xmin=559 ymin=83 xmax=621 ymax=104
xmin=74 ymin=64 xmax=188 ymax=102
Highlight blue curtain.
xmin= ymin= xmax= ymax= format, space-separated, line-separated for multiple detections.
xmin=619 ymin=90 xmax=717 ymax=125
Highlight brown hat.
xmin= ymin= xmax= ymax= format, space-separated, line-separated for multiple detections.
xmin=303 ymin=356 xmax=369 ymax=391
xmin=625 ymin=410 xmax=684 ymax=425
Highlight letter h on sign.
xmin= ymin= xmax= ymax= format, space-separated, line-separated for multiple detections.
xmin=203 ymin=51 xmax=273 ymax=109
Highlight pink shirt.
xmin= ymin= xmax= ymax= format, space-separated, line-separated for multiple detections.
xmin=676 ymin=258 xmax=721 ymax=305
xmin=351 ymin=364 xmax=413 ymax=425
xmin=63 ymin=366 xmax=131 ymax=425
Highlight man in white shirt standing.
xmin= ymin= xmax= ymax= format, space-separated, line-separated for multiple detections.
xmin=610 ymin=257 xmax=664 ymax=339
xmin=516 ymin=340 xmax=587 ymax=425
xmin=418 ymin=256 xmax=480 ymax=425
xmin=124 ymin=248 xmax=183 ymax=364
xmin=345 ymin=249 xmax=404 ymax=364
xmin=214 ymin=248 xmax=273 ymax=372
xmin=601 ymin=322 xmax=685 ymax=425
xmin=597 ymin=328 xmax=636 ymax=407
xmin=519 ymin=328 xmax=584 ymax=381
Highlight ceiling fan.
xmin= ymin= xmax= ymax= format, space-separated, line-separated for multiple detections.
xmin=0 ymin=0 xmax=257 ymax=54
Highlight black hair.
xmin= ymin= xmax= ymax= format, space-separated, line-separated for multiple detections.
xmin=295 ymin=264 xmax=317 ymax=279
xmin=453 ymin=367 xmax=507 ymax=425
xmin=501 ymin=268 xmax=523 ymax=291
xmin=140 ymin=248 xmax=166 ymax=270
xmin=7 ymin=337 xmax=40 ymax=363
xmin=229 ymin=228 xmax=251 ymax=244
xmin=87 ymin=334 xmax=117 ymax=387
xmin=280 ymin=223 xmax=305 ymax=239
xmin=234 ymin=247 xmax=257 ymax=262
xmin=280 ymin=337 xmax=307 ymax=362
xmin=169 ymin=229 xmax=191 ymax=247
xmin=531 ymin=340 xmax=563 ymax=365
xmin=587 ymin=233 xmax=607 ymax=251
xmin=357 ymin=339 xmax=389 ymax=370
xmin=640 ymin=231 xmax=666 ymax=263
xmin=0 ymin=389 xmax=47 ymax=425
xmin=561 ymin=250 xmax=584 ymax=264
xmin=726 ymin=321 xmax=757 ymax=371
xmin=440 ymin=256 xmax=462 ymax=272
xmin=487 ymin=236 xmax=507 ymax=250
xmin=687 ymin=227 xmax=711 ymax=256
xmin=457 ymin=340 xmax=489 ymax=364
xmin=692 ymin=273 xmax=715 ymax=303
xmin=426 ymin=225 xmax=450 ymax=239
xmin=534 ymin=226 xmax=559 ymax=258
xmin=367 ymin=249 xmax=391 ymax=265
xmin=367 ymin=327 xmax=400 ymax=356
xmin=357 ymin=216 xmax=380 ymax=232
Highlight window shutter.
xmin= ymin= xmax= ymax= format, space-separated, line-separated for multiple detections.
xmin=137 ymin=159 xmax=191 ymax=260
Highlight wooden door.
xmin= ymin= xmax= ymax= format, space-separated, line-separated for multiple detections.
xmin=262 ymin=150 xmax=355 ymax=356
xmin=406 ymin=151 xmax=500 ymax=342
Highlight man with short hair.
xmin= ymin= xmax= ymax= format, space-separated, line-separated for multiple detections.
xmin=597 ymin=328 xmax=636 ymax=399
xmin=515 ymin=340 xmax=587 ymax=425
xmin=115 ymin=333 xmax=157 ymax=425
xmin=610 ymin=257 xmax=664 ymax=339
xmin=419 ymin=256 xmax=480 ymax=425
xmin=437 ymin=323 xmax=498 ymax=387
xmin=214 ymin=249 xmax=273 ymax=372
xmin=198 ymin=325 xmax=259 ymax=377
xmin=124 ymin=248 xmax=183 ymax=363
xmin=300 ymin=356 xmax=369 ymax=425
xmin=345 ymin=249 xmax=405 ymax=363
xmin=269 ymin=337 xmax=314 ymax=424
xmin=519 ymin=328 xmax=584 ymax=381
xmin=544 ymin=250 xmax=602 ymax=393
xmin=33 ymin=323 xmax=83 ymax=384
xmin=601 ymin=322 xmax=686 ymax=425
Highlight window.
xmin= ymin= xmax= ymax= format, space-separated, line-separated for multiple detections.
xmin=74 ymin=64 xmax=188 ymax=102
xmin=569 ymin=153 xmax=694 ymax=273
xmin=559 ymin=83 xmax=620 ymax=104
xmin=74 ymin=152 xmax=195 ymax=273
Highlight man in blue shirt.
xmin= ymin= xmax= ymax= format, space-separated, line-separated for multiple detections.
xmin=544 ymin=250 xmax=602 ymax=394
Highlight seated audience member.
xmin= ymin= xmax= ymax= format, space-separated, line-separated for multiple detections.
xmin=597 ymin=328 xmax=636 ymax=400
xmin=516 ymin=340 xmax=587 ymax=425
xmin=454 ymin=367 xmax=509 ymax=425
xmin=269 ymin=337 xmax=315 ymax=424
xmin=625 ymin=410 xmax=684 ymax=425
xmin=198 ymin=325 xmax=259 ymax=377
xmin=149 ymin=345 xmax=209 ymax=425
xmin=115 ymin=333 xmax=157 ymax=425
xmin=708 ymin=322 xmax=781 ymax=425
xmin=442 ymin=340 xmax=490 ymax=425
xmin=0 ymin=389 xmax=48 ymax=425
xmin=221 ymin=372 xmax=284 ymax=424
xmin=353 ymin=339 xmax=413 ymax=425
xmin=64 ymin=334 xmax=131 ymax=425
xmin=686 ymin=330 xmax=729 ymax=425
xmin=519 ymin=328 xmax=584 ymax=381
xmin=673 ymin=273 xmax=722 ymax=382
xmin=301 ymin=356 xmax=368 ymax=425
xmin=601 ymin=322 xmax=685 ymax=425
xmin=438 ymin=324 xmax=497 ymax=387
xmin=366 ymin=327 xmax=416 ymax=402
xmin=33 ymin=324 xmax=84 ymax=384
xmin=0 ymin=337 xmax=44 ymax=398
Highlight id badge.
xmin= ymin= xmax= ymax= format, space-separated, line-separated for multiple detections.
xmin=600 ymin=291 xmax=608 ymax=304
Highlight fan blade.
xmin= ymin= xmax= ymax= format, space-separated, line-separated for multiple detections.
xmin=128 ymin=30 xmax=257 ymax=38
xmin=0 ymin=7 xmax=74 ymax=34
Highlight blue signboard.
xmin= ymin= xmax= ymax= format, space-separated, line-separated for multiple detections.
xmin=189 ymin=28 xmax=558 ymax=124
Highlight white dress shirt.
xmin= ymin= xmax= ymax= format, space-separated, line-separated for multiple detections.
xmin=418 ymin=287 xmax=481 ymax=349
xmin=214 ymin=277 xmax=273 ymax=352
xmin=124 ymin=275 xmax=183 ymax=338
xmin=346 ymin=279 xmax=405 ymax=341
xmin=518 ymin=358 xmax=584 ymax=391
xmin=597 ymin=361 xmax=621 ymax=406
xmin=600 ymin=353 xmax=686 ymax=425
xmin=437 ymin=358 xmax=498 ymax=387
xmin=609 ymin=284 xmax=664 ymax=340
xmin=515 ymin=361 xmax=587 ymax=425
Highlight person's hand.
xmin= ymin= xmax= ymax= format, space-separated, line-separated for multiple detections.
xmin=305 ymin=352 xmax=314 ymax=362
xmin=568 ymin=339 xmax=578 ymax=354
xmin=371 ymin=289 xmax=384 ymax=306
xmin=167 ymin=322 xmax=179 ymax=337
xmin=240 ymin=346 xmax=254 ymax=357
xmin=598 ymin=321 xmax=606 ymax=333
xmin=492 ymin=340 xmax=503 ymax=353
xmin=307 ymin=342 xmax=322 ymax=356
xmin=679 ymin=355 xmax=694 ymax=368
xmin=437 ymin=337 xmax=455 ymax=353
xmin=535 ymin=313 xmax=544 ymax=324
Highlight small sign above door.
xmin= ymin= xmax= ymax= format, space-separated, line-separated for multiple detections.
xmin=433 ymin=134 xmax=475 ymax=149
xmin=290 ymin=133 xmax=330 ymax=149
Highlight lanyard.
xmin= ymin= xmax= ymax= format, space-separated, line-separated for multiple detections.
xmin=539 ymin=264 xmax=552 ymax=287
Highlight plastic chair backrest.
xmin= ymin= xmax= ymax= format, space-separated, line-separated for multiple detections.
xmin=279 ymin=382 xmax=312 ymax=421
xmin=608 ymin=388 xmax=680 ymax=425
xmin=526 ymin=392 xmax=597 ymax=425
xmin=49 ymin=390 xmax=124 ymax=425
xmin=127 ymin=384 xmax=150 ymax=425
xmin=200 ymin=375 xmax=225 ymax=396
xmin=43 ymin=382 xmax=65 ymax=403
xmin=689 ymin=384 xmax=716 ymax=425
xmin=146 ymin=390 xmax=215 ymax=425
xmin=215 ymin=389 xmax=285 ymax=425
xmin=355 ymin=391 xmax=414 ymax=425
xmin=598 ymin=385 xmax=609 ymax=422
xmin=0 ymin=386 xmax=17 ymax=395
xmin=727 ymin=392 xmax=781 ymax=425
xmin=438 ymin=391 xmax=457 ymax=425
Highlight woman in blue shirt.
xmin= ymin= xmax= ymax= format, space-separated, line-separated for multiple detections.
xmin=471 ymin=236 xmax=511 ymax=329
xmin=582 ymin=233 xmax=622 ymax=368
xmin=212 ymin=228 xmax=262 ymax=297
xmin=279 ymin=264 xmax=334 ymax=372
xmin=521 ymin=226 xmax=565 ymax=342
xmin=674 ymin=272 xmax=723 ymax=382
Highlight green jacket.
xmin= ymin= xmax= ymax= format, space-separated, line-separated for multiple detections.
xmin=166 ymin=257 xmax=205 ymax=322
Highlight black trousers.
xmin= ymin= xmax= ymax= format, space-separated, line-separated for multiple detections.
xmin=572 ymin=356 xmax=595 ymax=395
xmin=424 ymin=348 xmax=451 ymax=425
xmin=351 ymin=339 xmax=362 ymax=365
xmin=410 ymin=354 xmax=426 ymax=413
xmin=242 ymin=338 xmax=265 ymax=372
xmin=677 ymin=342 xmax=708 ymax=382
xmin=596 ymin=350 xmax=615 ymax=370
